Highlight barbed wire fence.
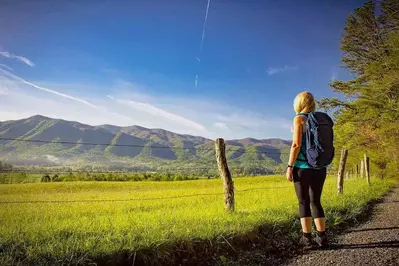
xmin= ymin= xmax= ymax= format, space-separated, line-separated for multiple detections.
xmin=0 ymin=136 xmax=293 ymax=208
xmin=0 ymin=186 xmax=293 ymax=205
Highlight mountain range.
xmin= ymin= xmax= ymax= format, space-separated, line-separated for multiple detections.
xmin=0 ymin=115 xmax=291 ymax=174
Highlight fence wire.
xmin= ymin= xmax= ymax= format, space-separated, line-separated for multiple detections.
xmin=0 ymin=137 xmax=290 ymax=155
xmin=0 ymin=186 xmax=293 ymax=205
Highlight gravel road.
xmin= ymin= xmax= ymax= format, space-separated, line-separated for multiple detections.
xmin=286 ymin=186 xmax=399 ymax=266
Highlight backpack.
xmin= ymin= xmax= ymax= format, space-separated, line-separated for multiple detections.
xmin=299 ymin=112 xmax=335 ymax=168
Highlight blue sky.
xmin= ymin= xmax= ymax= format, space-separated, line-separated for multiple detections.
xmin=0 ymin=0 xmax=364 ymax=140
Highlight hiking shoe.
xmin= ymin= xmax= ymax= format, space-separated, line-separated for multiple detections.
xmin=299 ymin=234 xmax=313 ymax=249
xmin=315 ymin=232 xmax=329 ymax=248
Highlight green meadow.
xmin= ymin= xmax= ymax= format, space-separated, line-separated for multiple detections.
xmin=0 ymin=175 xmax=394 ymax=265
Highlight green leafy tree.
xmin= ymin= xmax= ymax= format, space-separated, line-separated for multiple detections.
xmin=319 ymin=0 xmax=399 ymax=178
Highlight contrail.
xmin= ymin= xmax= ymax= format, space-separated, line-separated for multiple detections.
xmin=195 ymin=0 xmax=212 ymax=88
xmin=0 ymin=51 xmax=35 ymax=67
xmin=0 ymin=68 xmax=97 ymax=108
xmin=0 ymin=68 xmax=136 ymax=123
xmin=200 ymin=0 xmax=211 ymax=54
xmin=0 ymin=64 xmax=13 ymax=71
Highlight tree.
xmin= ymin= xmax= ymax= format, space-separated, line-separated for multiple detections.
xmin=320 ymin=0 xmax=399 ymax=178
xmin=0 ymin=161 xmax=13 ymax=171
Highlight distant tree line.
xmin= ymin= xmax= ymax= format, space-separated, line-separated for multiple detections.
xmin=0 ymin=160 xmax=286 ymax=184
xmin=41 ymin=172 xmax=216 ymax=182
xmin=0 ymin=161 xmax=13 ymax=171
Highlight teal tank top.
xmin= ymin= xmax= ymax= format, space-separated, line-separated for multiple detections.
xmin=293 ymin=114 xmax=312 ymax=169
xmin=294 ymin=134 xmax=312 ymax=168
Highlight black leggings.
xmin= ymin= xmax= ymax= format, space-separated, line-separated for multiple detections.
xmin=293 ymin=167 xmax=327 ymax=218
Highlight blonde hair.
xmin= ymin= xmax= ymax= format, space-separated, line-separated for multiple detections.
xmin=294 ymin=91 xmax=316 ymax=114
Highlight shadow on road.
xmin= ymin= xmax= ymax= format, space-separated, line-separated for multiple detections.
xmin=328 ymin=240 xmax=399 ymax=250
xmin=380 ymin=200 xmax=399 ymax=204
xmin=348 ymin=226 xmax=399 ymax=233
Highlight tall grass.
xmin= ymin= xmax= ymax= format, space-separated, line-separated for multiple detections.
xmin=0 ymin=175 xmax=394 ymax=265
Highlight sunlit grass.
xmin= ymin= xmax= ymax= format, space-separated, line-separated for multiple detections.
xmin=0 ymin=175 xmax=394 ymax=264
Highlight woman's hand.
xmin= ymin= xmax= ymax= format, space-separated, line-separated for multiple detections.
xmin=286 ymin=167 xmax=293 ymax=182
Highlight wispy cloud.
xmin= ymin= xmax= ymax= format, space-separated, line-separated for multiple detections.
xmin=0 ymin=64 xmax=13 ymax=71
xmin=106 ymin=88 xmax=293 ymax=139
xmin=267 ymin=65 xmax=298 ymax=76
xmin=108 ymin=96 xmax=207 ymax=133
xmin=0 ymin=51 xmax=35 ymax=67
xmin=0 ymin=89 xmax=133 ymax=127
xmin=0 ymin=75 xmax=135 ymax=126
xmin=0 ymin=87 xmax=9 ymax=95
xmin=213 ymin=122 xmax=229 ymax=131
xmin=0 ymin=72 xmax=293 ymax=139
xmin=0 ymin=68 xmax=97 ymax=108
xmin=215 ymin=112 xmax=292 ymax=137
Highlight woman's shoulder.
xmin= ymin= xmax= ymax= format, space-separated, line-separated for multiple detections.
xmin=293 ymin=114 xmax=307 ymax=123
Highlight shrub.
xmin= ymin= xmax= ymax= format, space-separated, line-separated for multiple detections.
xmin=52 ymin=174 xmax=60 ymax=182
xmin=174 ymin=174 xmax=184 ymax=181
xmin=41 ymin=175 xmax=51 ymax=182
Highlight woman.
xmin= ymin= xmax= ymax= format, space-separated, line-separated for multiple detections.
xmin=286 ymin=91 xmax=328 ymax=248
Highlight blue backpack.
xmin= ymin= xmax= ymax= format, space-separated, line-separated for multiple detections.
xmin=300 ymin=112 xmax=335 ymax=168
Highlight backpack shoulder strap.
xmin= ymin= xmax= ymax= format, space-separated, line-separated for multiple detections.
xmin=295 ymin=113 xmax=308 ymax=131
xmin=296 ymin=113 xmax=308 ymax=117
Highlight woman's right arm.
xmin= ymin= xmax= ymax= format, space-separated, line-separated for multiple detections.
xmin=288 ymin=116 xmax=304 ymax=167
xmin=286 ymin=116 xmax=304 ymax=181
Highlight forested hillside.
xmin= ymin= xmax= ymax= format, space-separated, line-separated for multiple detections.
xmin=0 ymin=115 xmax=290 ymax=175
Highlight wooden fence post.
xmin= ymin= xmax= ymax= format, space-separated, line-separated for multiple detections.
xmin=337 ymin=149 xmax=348 ymax=194
xmin=364 ymin=154 xmax=370 ymax=185
xmin=356 ymin=164 xmax=359 ymax=178
xmin=215 ymin=138 xmax=235 ymax=211
xmin=360 ymin=160 xmax=364 ymax=179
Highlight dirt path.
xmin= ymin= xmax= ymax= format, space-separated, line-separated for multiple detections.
xmin=286 ymin=187 xmax=399 ymax=266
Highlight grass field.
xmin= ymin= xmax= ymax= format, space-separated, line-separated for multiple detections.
xmin=0 ymin=175 xmax=395 ymax=265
